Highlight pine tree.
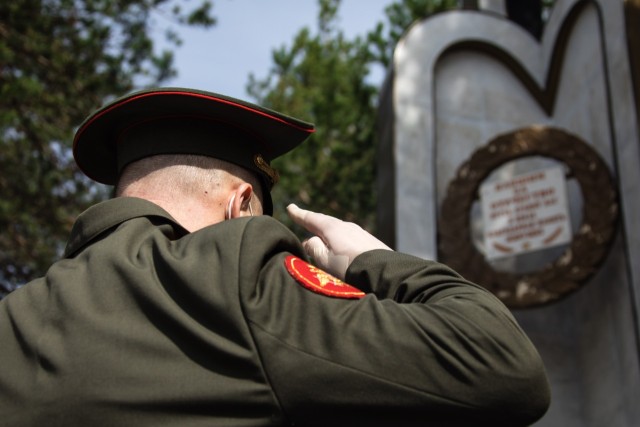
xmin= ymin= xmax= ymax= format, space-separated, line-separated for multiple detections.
xmin=0 ymin=0 xmax=215 ymax=295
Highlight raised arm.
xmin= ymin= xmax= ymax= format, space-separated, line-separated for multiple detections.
xmin=242 ymin=209 xmax=550 ymax=426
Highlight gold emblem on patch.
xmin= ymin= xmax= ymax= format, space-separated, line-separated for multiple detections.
xmin=285 ymin=255 xmax=365 ymax=299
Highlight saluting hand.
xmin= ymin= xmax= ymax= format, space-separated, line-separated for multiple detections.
xmin=286 ymin=204 xmax=392 ymax=280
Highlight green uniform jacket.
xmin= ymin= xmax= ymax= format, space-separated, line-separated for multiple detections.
xmin=0 ymin=197 xmax=549 ymax=426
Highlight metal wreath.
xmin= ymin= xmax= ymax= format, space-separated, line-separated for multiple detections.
xmin=438 ymin=126 xmax=619 ymax=308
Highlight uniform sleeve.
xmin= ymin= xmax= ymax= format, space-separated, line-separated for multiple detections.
xmin=238 ymin=218 xmax=550 ymax=427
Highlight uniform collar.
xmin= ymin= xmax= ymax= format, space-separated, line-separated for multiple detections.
xmin=63 ymin=197 xmax=188 ymax=258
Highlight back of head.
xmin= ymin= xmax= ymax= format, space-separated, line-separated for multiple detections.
xmin=116 ymin=154 xmax=265 ymax=230
xmin=72 ymin=88 xmax=315 ymax=216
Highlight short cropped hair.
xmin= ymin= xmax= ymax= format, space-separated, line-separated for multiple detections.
xmin=115 ymin=154 xmax=264 ymax=206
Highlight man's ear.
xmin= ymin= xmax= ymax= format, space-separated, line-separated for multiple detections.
xmin=228 ymin=183 xmax=254 ymax=219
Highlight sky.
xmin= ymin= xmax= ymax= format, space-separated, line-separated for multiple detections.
xmin=155 ymin=0 xmax=394 ymax=101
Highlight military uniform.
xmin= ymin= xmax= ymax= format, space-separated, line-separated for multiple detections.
xmin=0 ymin=197 xmax=549 ymax=426
xmin=0 ymin=88 xmax=549 ymax=425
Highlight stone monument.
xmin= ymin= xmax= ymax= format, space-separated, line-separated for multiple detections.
xmin=377 ymin=0 xmax=640 ymax=425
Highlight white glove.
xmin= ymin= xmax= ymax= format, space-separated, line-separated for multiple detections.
xmin=286 ymin=204 xmax=392 ymax=280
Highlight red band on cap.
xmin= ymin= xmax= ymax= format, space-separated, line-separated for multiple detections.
xmin=73 ymin=90 xmax=315 ymax=149
xmin=285 ymin=255 xmax=365 ymax=299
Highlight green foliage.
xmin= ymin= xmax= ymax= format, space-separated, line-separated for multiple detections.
xmin=248 ymin=0 xmax=377 ymax=231
xmin=248 ymin=0 xmax=457 ymax=233
xmin=0 ymin=0 xmax=215 ymax=295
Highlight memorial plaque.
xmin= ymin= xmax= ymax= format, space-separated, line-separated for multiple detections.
xmin=480 ymin=167 xmax=572 ymax=260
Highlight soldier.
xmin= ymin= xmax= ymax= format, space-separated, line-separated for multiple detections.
xmin=0 ymin=88 xmax=550 ymax=426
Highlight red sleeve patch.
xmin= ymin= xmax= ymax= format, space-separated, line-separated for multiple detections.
xmin=284 ymin=255 xmax=365 ymax=299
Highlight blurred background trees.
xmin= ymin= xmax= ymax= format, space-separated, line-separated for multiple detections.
xmin=0 ymin=0 xmax=215 ymax=295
